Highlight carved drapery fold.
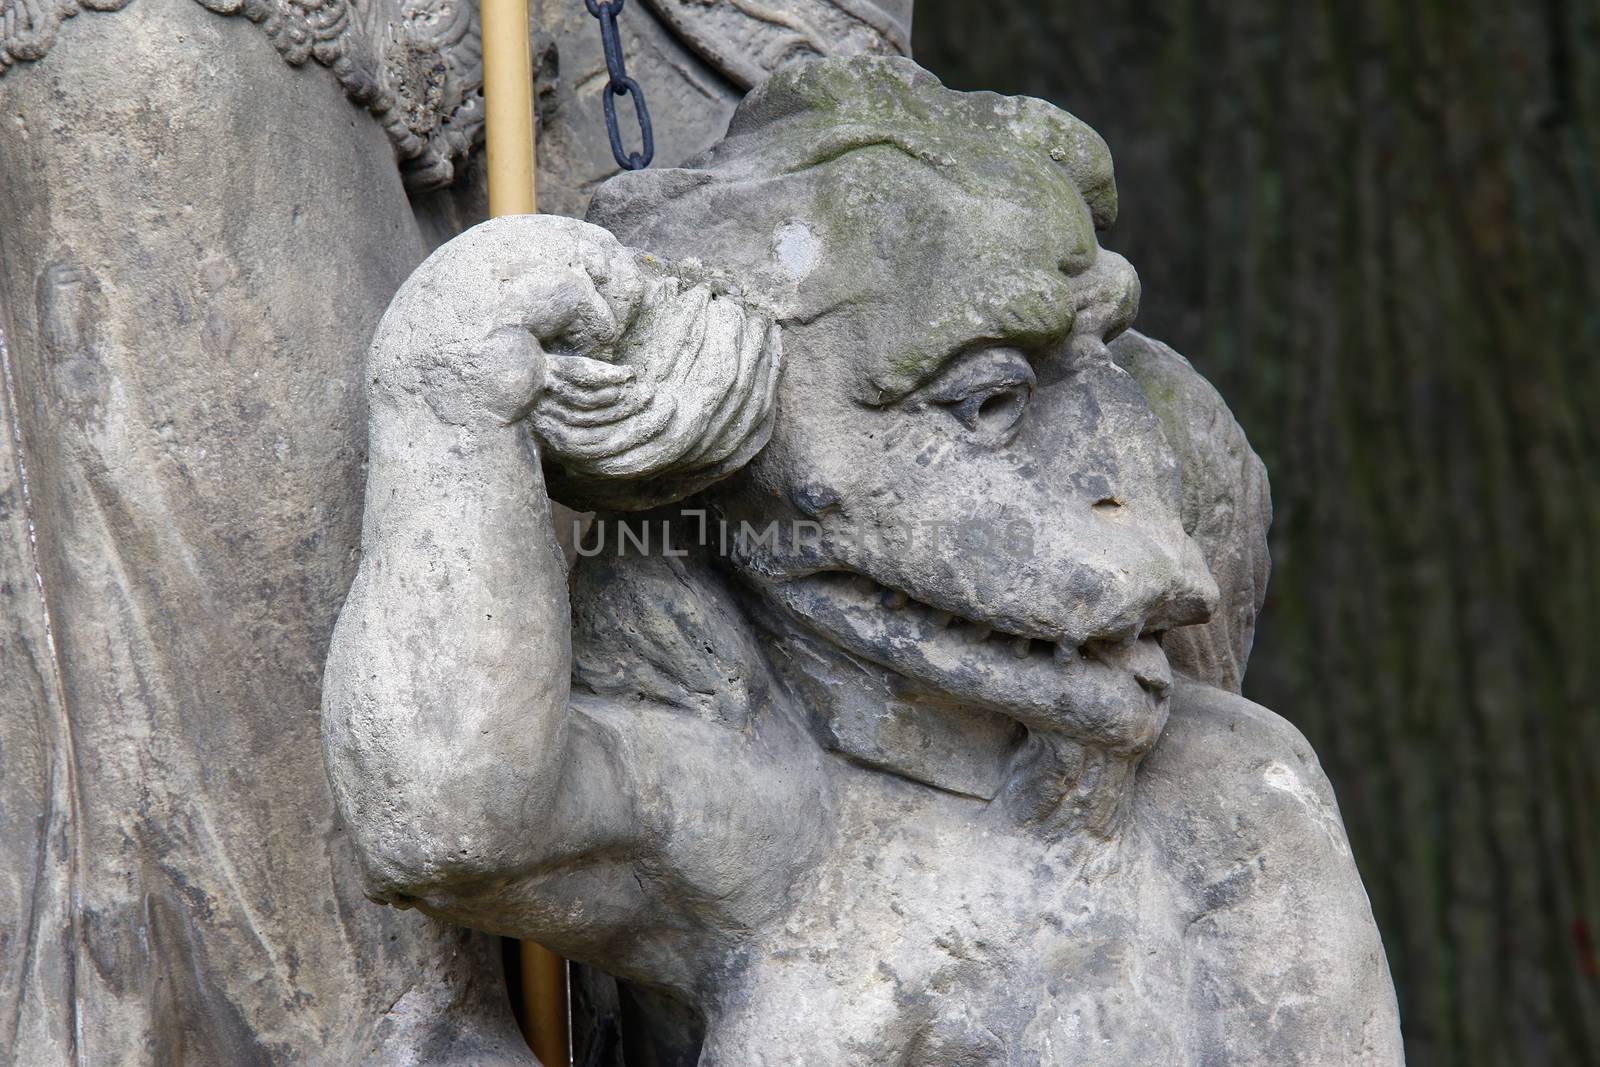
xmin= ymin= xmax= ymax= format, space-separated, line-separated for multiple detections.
xmin=0 ymin=0 xmax=913 ymax=192
xmin=640 ymin=0 xmax=911 ymax=90
xmin=0 ymin=0 xmax=484 ymax=191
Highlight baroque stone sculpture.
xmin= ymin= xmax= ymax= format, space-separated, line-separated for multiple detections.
xmin=324 ymin=57 xmax=1405 ymax=1063
xmin=0 ymin=1 xmax=907 ymax=1061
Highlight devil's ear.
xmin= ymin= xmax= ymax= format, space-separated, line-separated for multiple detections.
xmin=1112 ymin=331 xmax=1271 ymax=694
xmin=532 ymin=260 xmax=783 ymax=514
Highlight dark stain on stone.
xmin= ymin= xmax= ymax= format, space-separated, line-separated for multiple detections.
xmin=144 ymin=891 xmax=277 ymax=1067
xmin=35 ymin=261 xmax=109 ymax=431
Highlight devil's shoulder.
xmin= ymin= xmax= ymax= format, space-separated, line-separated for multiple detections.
xmin=1137 ymin=676 xmax=1404 ymax=1063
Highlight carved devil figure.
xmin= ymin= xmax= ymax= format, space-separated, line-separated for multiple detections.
xmin=323 ymin=57 xmax=1404 ymax=1065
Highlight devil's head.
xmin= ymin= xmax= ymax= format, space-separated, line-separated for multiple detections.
xmin=549 ymin=58 xmax=1263 ymax=807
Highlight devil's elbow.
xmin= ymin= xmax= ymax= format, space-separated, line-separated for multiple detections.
xmin=343 ymin=795 xmax=517 ymax=906
xmin=323 ymin=656 xmax=552 ymax=904
xmin=350 ymin=830 xmax=442 ymax=907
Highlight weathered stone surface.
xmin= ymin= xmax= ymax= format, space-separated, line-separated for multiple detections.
xmin=0 ymin=2 xmax=529 ymax=1062
xmin=1 ymin=0 xmax=911 ymax=206
xmin=531 ymin=0 xmax=912 ymax=218
xmin=1111 ymin=330 xmax=1271 ymax=695
xmin=1 ymin=0 xmax=914 ymax=1060
xmin=0 ymin=0 xmax=486 ymax=191
xmin=325 ymin=56 xmax=1404 ymax=1063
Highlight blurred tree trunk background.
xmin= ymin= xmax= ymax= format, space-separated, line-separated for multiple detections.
xmin=915 ymin=2 xmax=1600 ymax=1064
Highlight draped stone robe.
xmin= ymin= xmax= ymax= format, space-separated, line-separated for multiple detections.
xmin=0 ymin=0 xmax=909 ymax=1061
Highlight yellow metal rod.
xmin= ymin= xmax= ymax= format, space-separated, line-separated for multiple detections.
xmin=482 ymin=0 xmax=537 ymax=216
xmin=483 ymin=0 xmax=564 ymax=1060
xmin=521 ymin=940 xmax=570 ymax=1066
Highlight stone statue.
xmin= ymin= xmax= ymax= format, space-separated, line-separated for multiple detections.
xmin=0 ymin=1 xmax=906 ymax=1062
xmin=323 ymin=57 xmax=1405 ymax=1063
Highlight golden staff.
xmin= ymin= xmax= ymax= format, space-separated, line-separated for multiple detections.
xmin=481 ymin=0 xmax=570 ymax=1062
xmin=483 ymin=0 xmax=537 ymax=217
xmin=520 ymin=940 xmax=570 ymax=1067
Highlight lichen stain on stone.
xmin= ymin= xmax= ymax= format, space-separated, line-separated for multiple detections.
xmin=773 ymin=219 xmax=819 ymax=280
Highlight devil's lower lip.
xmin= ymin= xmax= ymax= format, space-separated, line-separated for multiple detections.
xmin=762 ymin=569 xmax=1169 ymax=751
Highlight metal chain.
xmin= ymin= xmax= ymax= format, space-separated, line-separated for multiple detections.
xmin=584 ymin=0 xmax=655 ymax=170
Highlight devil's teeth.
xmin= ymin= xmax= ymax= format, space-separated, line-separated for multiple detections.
xmin=828 ymin=574 xmax=1081 ymax=668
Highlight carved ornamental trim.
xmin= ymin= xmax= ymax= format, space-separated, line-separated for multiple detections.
xmin=0 ymin=0 xmax=484 ymax=191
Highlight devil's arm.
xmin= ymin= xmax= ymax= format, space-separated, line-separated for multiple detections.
xmin=318 ymin=217 xmax=807 ymax=976
xmin=319 ymin=222 xmax=642 ymax=905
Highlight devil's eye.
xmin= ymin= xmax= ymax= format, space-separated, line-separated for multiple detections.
xmin=918 ymin=346 xmax=1036 ymax=440
xmin=951 ymin=384 xmax=1029 ymax=434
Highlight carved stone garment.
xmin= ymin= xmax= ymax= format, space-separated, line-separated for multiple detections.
xmin=642 ymin=0 xmax=911 ymax=90
xmin=0 ymin=2 xmax=535 ymax=1062
xmin=0 ymin=0 xmax=910 ymax=196
xmin=0 ymin=0 xmax=484 ymax=190
xmin=531 ymin=0 xmax=912 ymax=218
xmin=0 ymin=4 xmax=916 ymax=1064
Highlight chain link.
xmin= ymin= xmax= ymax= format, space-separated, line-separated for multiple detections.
xmin=584 ymin=0 xmax=655 ymax=170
